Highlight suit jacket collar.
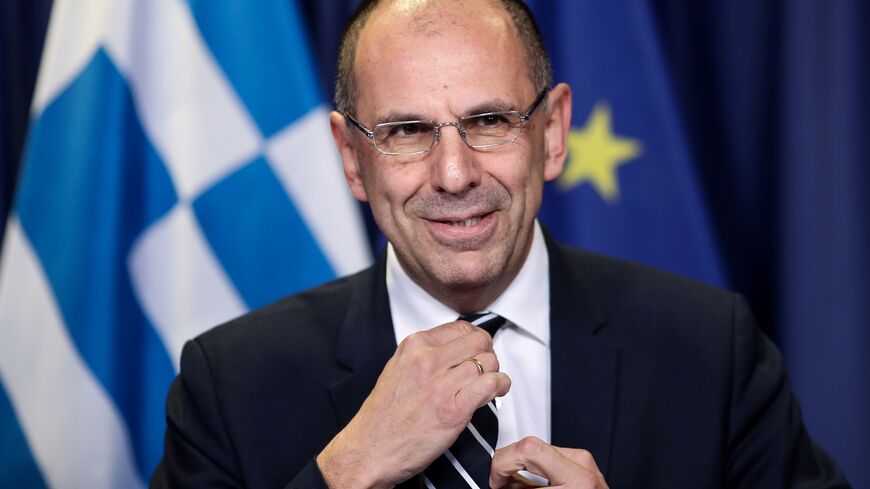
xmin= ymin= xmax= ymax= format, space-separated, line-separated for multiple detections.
xmin=329 ymin=249 xmax=395 ymax=427
xmin=545 ymin=230 xmax=619 ymax=478
xmin=328 ymin=232 xmax=620 ymax=482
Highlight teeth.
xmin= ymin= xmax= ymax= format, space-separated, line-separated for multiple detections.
xmin=448 ymin=217 xmax=482 ymax=227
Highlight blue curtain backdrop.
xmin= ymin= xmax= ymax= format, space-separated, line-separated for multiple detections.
xmin=2 ymin=0 xmax=867 ymax=487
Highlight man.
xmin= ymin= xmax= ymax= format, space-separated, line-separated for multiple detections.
xmin=152 ymin=0 xmax=849 ymax=488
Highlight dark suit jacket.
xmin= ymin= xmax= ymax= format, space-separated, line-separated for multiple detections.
xmin=151 ymin=236 xmax=849 ymax=489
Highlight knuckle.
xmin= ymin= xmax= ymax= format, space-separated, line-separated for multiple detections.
xmin=455 ymin=320 xmax=476 ymax=333
xmin=477 ymin=373 xmax=499 ymax=392
xmin=485 ymin=352 xmax=500 ymax=372
xmin=576 ymin=448 xmax=594 ymax=465
xmin=409 ymin=349 xmax=437 ymax=374
xmin=470 ymin=329 xmax=492 ymax=351
xmin=401 ymin=331 xmax=426 ymax=351
xmin=497 ymin=372 xmax=511 ymax=393
xmin=516 ymin=436 xmax=546 ymax=457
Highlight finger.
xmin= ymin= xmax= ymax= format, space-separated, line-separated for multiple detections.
xmin=434 ymin=326 xmax=494 ymax=368
xmin=454 ymin=372 xmax=511 ymax=413
xmin=444 ymin=351 xmax=499 ymax=381
xmin=552 ymin=447 xmax=606 ymax=485
xmin=472 ymin=351 xmax=500 ymax=374
xmin=490 ymin=437 xmax=603 ymax=488
xmin=511 ymin=470 xmax=549 ymax=487
xmin=397 ymin=320 xmax=476 ymax=355
xmin=393 ymin=324 xmax=493 ymax=391
xmin=421 ymin=319 xmax=478 ymax=345
xmin=501 ymin=480 xmax=535 ymax=489
xmin=429 ymin=352 xmax=501 ymax=424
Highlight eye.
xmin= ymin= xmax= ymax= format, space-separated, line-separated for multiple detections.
xmin=388 ymin=122 xmax=431 ymax=138
xmin=475 ymin=114 xmax=509 ymax=127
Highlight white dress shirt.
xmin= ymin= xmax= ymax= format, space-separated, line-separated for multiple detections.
xmin=387 ymin=221 xmax=551 ymax=449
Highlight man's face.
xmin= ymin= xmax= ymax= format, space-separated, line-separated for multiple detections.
xmin=333 ymin=1 xmax=569 ymax=310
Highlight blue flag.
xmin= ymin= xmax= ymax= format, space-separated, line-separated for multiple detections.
xmin=776 ymin=1 xmax=869 ymax=485
xmin=530 ymin=1 xmax=724 ymax=286
xmin=0 ymin=0 xmax=369 ymax=487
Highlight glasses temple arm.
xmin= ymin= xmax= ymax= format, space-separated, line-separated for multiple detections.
xmin=520 ymin=89 xmax=549 ymax=121
xmin=344 ymin=113 xmax=375 ymax=139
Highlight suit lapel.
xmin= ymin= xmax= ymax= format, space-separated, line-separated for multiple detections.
xmin=329 ymin=250 xmax=396 ymax=427
xmin=547 ymin=234 xmax=619 ymax=478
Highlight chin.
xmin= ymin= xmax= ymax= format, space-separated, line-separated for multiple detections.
xmin=432 ymin=257 xmax=504 ymax=292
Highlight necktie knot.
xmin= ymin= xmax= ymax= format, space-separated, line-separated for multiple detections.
xmin=459 ymin=312 xmax=506 ymax=337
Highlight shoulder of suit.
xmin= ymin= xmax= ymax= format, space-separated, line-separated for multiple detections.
xmin=554 ymin=241 xmax=730 ymax=295
xmin=552 ymin=242 xmax=740 ymax=324
xmin=194 ymin=262 xmax=378 ymax=348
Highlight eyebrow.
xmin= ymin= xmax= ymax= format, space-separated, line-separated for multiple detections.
xmin=461 ymin=98 xmax=518 ymax=116
xmin=376 ymin=111 xmax=431 ymax=124
xmin=372 ymin=98 xmax=520 ymax=125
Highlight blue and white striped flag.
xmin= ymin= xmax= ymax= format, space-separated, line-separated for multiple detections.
xmin=0 ymin=0 xmax=370 ymax=487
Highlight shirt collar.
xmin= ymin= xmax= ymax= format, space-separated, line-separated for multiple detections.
xmin=387 ymin=221 xmax=550 ymax=347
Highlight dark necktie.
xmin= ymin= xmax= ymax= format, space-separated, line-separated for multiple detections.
xmin=423 ymin=312 xmax=506 ymax=489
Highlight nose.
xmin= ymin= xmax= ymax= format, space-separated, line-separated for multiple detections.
xmin=429 ymin=122 xmax=481 ymax=194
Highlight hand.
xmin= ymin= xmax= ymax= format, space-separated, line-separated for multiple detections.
xmin=489 ymin=437 xmax=609 ymax=489
xmin=317 ymin=320 xmax=511 ymax=489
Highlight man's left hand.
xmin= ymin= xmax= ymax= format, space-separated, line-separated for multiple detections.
xmin=489 ymin=437 xmax=609 ymax=489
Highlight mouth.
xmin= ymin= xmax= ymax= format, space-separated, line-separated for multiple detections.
xmin=433 ymin=208 xmax=496 ymax=228
xmin=440 ymin=216 xmax=484 ymax=227
xmin=424 ymin=210 xmax=497 ymax=249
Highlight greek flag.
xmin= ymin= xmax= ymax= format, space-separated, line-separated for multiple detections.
xmin=0 ymin=0 xmax=370 ymax=487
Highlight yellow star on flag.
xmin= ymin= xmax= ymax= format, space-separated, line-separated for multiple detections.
xmin=559 ymin=102 xmax=643 ymax=202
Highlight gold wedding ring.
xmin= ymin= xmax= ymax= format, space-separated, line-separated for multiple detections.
xmin=471 ymin=357 xmax=484 ymax=376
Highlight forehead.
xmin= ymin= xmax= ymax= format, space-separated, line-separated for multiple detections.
xmin=352 ymin=0 xmax=535 ymax=120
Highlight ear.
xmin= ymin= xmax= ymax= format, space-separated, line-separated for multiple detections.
xmin=330 ymin=111 xmax=370 ymax=202
xmin=541 ymin=83 xmax=572 ymax=182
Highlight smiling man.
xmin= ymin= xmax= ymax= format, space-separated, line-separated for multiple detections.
xmin=151 ymin=1 xmax=848 ymax=488
xmin=333 ymin=0 xmax=565 ymax=317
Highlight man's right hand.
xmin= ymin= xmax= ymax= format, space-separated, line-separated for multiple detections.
xmin=316 ymin=320 xmax=511 ymax=489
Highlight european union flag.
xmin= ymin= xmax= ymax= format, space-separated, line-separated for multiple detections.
xmin=530 ymin=1 xmax=725 ymax=286
xmin=0 ymin=0 xmax=369 ymax=486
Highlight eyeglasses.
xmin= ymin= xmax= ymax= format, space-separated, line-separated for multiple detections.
xmin=344 ymin=89 xmax=548 ymax=156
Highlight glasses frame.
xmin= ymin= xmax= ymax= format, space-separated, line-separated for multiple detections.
xmin=344 ymin=89 xmax=549 ymax=156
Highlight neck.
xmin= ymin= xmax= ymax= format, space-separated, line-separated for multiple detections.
xmin=425 ymin=262 xmax=527 ymax=315
xmin=401 ymin=234 xmax=535 ymax=316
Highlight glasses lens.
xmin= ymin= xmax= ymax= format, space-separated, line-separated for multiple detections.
xmin=372 ymin=121 xmax=435 ymax=154
xmin=461 ymin=111 xmax=523 ymax=147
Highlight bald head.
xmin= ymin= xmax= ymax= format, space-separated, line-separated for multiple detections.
xmin=334 ymin=0 xmax=552 ymax=114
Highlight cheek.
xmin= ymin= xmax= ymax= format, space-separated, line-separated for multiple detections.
xmin=507 ymin=147 xmax=546 ymax=197
xmin=512 ymin=150 xmax=547 ymax=217
xmin=363 ymin=165 xmax=425 ymax=219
